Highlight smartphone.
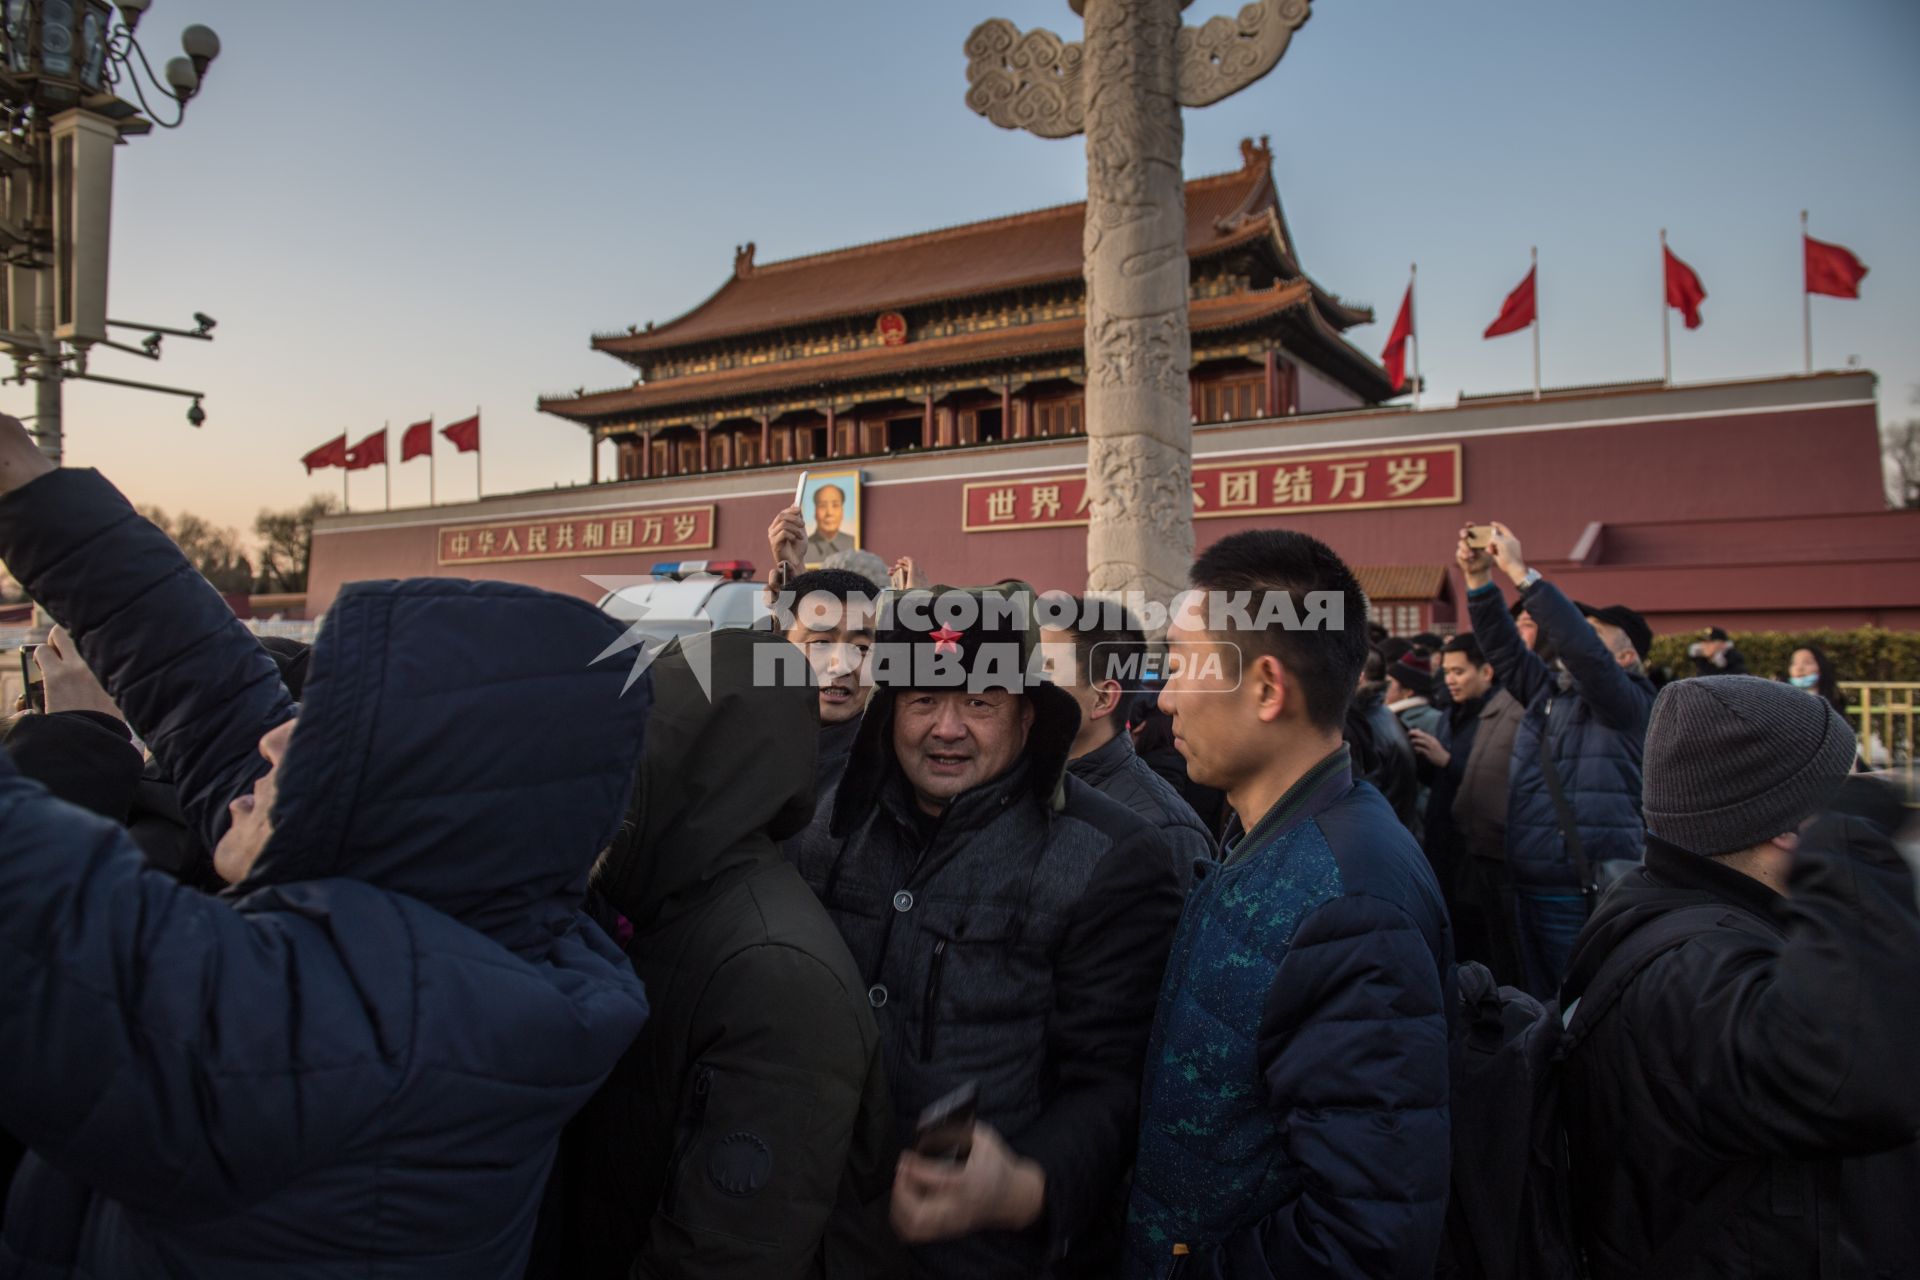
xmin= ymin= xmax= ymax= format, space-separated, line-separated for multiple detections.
xmin=20 ymin=643 xmax=44 ymax=713
xmin=912 ymin=1080 xmax=979 ymax=1164
xmin=1465 ymin=524 xmax=1495 ymax=550
xmin=792 ymin=469 xmax=810 ymax=511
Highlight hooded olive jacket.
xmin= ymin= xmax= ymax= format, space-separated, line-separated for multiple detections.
xmin=549 ymin=631 xmax=898 ymax=1280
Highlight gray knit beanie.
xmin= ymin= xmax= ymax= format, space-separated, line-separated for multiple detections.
xmin=1643 ymin=675 xmax=1857 ymax=855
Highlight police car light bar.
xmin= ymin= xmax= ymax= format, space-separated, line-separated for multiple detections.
xmin=651 ymin=560 xmax=757 ymax=580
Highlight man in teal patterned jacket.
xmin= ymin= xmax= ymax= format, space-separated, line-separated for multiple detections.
xmin=1124 ymin=530 xmax=1454 ymax=1279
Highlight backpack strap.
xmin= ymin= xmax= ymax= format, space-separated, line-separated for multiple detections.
xmin=1535 ymin=724 xmax=1597 ymax=908
xmin=1558 ymin=902 xmax=1764 ymax=1275
xmin=1557 ymin=903 xmax=1730 ymax=1041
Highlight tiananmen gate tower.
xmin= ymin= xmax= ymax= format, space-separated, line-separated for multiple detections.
xmin=305 ymin=141 xmax=1920 ymax=635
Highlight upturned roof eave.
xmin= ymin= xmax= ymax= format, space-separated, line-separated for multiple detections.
xmin=541 ymin=284 xmax=1324 ymax=425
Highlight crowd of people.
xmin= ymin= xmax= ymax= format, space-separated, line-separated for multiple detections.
xmin=1 ymin=407 xmax=1916 ymax=1279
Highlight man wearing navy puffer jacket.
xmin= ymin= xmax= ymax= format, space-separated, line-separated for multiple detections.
xmin=0 ymin=413 xmax=652 ymax=1278
xmin=1125 ymin=531 xmax=1452 ymax=1280
xmin=1461 ymin=521 xmax=1657 ymax=999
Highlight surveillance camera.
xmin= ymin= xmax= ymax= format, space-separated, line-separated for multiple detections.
xmin=141 ymin=332 xmax=162 ymax=357
xmin=192 ymin=312 xmax=217 ymax=334
xmin=186 ymin=400 xmax=205 ymax=427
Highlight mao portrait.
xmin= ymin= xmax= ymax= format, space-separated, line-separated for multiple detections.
xmin=801 ymin=471 xmax=861 ymax=563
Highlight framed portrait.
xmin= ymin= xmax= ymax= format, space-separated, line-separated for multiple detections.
xmin=801 ymin=470 xmax=862 ymax=564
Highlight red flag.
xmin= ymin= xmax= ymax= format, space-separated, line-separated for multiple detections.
xmin=442 ymin=414 xmax=481 ymax=454
xmin=1380 ymin=283 xmax=1414 ymax=390
xmin=1483 ymin=267 xmax=1536 ymax=338
xmin=343 ymin=428 xmax=387 ymax=471
xmin=1805 ymin=235 xmax=1868 ymax=298
xmin=1663 ymin=246 xmax=1707 ymax=329
xmin=401 ymin=418 xmax=434 ymax=462
xmin=301 ymin=432 xmax=348 ymax=474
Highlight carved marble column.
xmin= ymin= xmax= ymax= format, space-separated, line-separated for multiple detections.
xmin=966 ymin=0 xmax=1313 ymax=615
xmin=1080 ymin=0 xmax=1191 ymax=604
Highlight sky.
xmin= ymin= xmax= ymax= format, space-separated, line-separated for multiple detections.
xmin=7 ymin=0 xmax=1916 ymax=542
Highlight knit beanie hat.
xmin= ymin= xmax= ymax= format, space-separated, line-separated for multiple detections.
xmin=1642 ymin=675 xmax=1857 ymax=855
xmin=1389 ymin=652 xmax=1434 ymax=699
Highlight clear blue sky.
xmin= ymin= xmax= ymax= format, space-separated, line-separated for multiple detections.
xmin=7 ymin=0 xmax=1914 ymax=539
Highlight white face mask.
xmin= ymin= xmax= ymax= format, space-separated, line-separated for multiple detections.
xmin=1790 ymin=673 xmax=1821 ymax=690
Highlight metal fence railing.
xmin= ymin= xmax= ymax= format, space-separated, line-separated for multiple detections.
xmin=1841 ymin=682 xmax=1918 ymax=784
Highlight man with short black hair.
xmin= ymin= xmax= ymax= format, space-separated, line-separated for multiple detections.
xmin=1040 ymin=598 xmax=1215 ymax=889
xmin=1563 ymin=677 xmax=1920 ymax=1278
xmin=1125 ymin=530 xmax=1452 ymax=1279
xmin=777 ymin=568 xmax=880 ymax=864
xmin=1409 ymin=634 xmax=1527 ymax=983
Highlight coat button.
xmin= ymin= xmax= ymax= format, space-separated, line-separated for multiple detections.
xmin=893 ymin=890 xmax=914 ymax=913
xmin=867 ymin=984 xmax=889 ymax=1008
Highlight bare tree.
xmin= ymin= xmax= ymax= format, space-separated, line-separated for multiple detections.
xmin=253 ymin=495 xmax=339 ymax=594
xmin=1885 ymin=392 xmax=1920 ymax=510
xmin=139 ymin=505 xmax=255 ymax=593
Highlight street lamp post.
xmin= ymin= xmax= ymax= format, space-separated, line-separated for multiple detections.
xmin=0 ymin=0 xmax=220 ymax=464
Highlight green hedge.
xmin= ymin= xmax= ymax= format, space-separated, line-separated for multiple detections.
xmin=1649 ymin=627 xmax=1920 ymax=683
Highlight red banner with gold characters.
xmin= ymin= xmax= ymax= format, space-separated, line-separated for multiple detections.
xmin=962 ymin=444 xmax=1461 ymax=531
xmin=437 ymin=505 xmax=715 ymax=566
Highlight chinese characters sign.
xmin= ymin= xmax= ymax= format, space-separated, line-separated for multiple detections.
xmin=961 ymin=475 xmax=1092 ymax=531
xmin=961 ymin=444 xmax=1462 ymax=532
xmin=438 ymin=505 xmax=715 ymax=566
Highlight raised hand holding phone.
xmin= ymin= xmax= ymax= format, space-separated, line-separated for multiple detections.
xmin=35 ymin=625 xmax=122 ymax=719
xmin=1456 ymin=524 xmax=1494 ymax=588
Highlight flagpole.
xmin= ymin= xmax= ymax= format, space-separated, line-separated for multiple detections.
xmin=1530 ymin=246 xmax=1541 ymax=401
xmin=1409 ymin=262 xmax=1420 ymax=411
xmin=474 ymin=406 xmax=483 ymax=499
xmin=1801 ymin=209 xmax=1812 ymax=375
xmin=1660 ymin=229 xmax=1672 ymax=388
xmin=383 ymin=422 xmax=391 ymax=512
xmin=429 ymin=421 xmax=437 ymax=507
xmin=342 ymin=456 xmax=349 ymax=513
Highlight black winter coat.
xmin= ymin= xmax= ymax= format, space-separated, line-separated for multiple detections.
xmin=1562 ymin=783 xmax=1920 ymax=1279
xmin=1068 ymin=731 xmax=1215 ymax=889
xmin=790 ymin=679 xmax=1182 ymax=1279
xmin=1 ymin=709 xmax=142 ymax=822
xmin=1349 ymin=684 xmax=1419 ymax=835
xmin=546 ymin=630 xmax=898 ymax=1280
xmin=782 ymin=713 xmax=863 ymax=865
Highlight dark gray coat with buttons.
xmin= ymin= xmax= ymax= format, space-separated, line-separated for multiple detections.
xmin=789 ymin=678 xmax=1182 ymax=1280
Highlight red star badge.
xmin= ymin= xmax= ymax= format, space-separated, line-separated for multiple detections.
xmin=930 ymin=626 xmax=964 ymax=655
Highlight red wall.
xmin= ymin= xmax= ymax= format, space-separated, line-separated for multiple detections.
xmin=309 ymin=394 xmax=1899 ymax=634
